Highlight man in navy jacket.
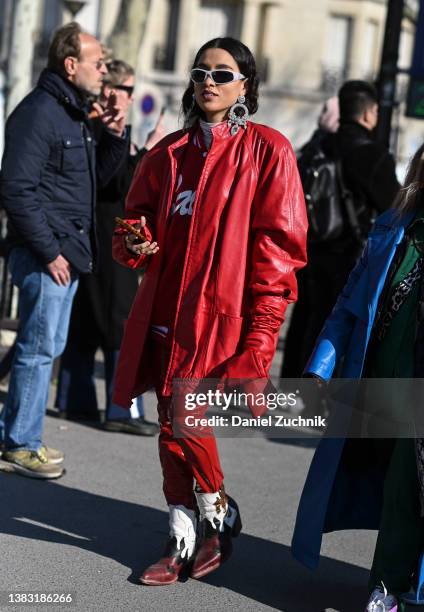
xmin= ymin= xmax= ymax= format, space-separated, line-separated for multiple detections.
xmin=0 ymin=22 xmax=127 ymax=478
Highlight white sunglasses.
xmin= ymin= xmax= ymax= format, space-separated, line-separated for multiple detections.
xmin=190 ymin=68 xmax=246 ymax=85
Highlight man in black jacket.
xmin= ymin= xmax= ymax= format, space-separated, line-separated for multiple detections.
xmin=282 ymin=80 xmax=400 ymax=378
xmin=0 ymin=22 xmax=127 ymax=478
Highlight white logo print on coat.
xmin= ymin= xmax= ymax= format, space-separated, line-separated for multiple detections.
xmin=171 ymin=174 xmax=196 ymax=216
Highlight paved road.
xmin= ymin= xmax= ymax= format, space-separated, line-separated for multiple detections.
xmin=0 ymin=330 xmax=397 ymax=612
xmin=0 ymin=382 xmax=381 ymax=612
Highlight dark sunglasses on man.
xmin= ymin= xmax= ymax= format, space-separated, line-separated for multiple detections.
xmin=114 ymin=84 xmax=135 ymax=96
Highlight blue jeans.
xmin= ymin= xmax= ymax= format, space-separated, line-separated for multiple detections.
xmin=2 ymin=248 xmax=78 ymax=451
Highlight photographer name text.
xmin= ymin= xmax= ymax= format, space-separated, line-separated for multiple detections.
xmin=184 ymin=415 xmax=326 ymax=428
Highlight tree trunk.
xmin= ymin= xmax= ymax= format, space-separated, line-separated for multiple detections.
xmin=6 ymin=0 xmax=42 ymax=117
xmin=107 ymin=0 xmax=151 ymax=68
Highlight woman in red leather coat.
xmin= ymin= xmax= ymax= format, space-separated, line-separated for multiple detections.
xmin=112 ymin=37 xmax=307 ymax=585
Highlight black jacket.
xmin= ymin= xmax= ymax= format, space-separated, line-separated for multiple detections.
xmin=309 ymin=121 xmax=401 ymax=253
xmin=335 ymin=121 xmax=400 ymax=215
xmin=0 ymin=69 xmax=127 ymax=273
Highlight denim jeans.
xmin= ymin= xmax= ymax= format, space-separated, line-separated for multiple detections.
xmin=2 ymin=247 xmax=78 ymax=451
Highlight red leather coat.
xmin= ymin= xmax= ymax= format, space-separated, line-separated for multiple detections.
xmin=112 ymin=121 xmax=308 ymax=406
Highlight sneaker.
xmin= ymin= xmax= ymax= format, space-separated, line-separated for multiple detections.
xmin=366 ymin=584 xmax=398 ymax=611
xmin=39 ymin=445 xmax=65 ymax=465
xmin=103 ymin=417 xmax=159 ymax=436
xmin=2 ymin=449 xmax=64 ymax=479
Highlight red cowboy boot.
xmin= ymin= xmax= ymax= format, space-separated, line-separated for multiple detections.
xmin=191 ymin=487 xmax=242 ymax=579
xmin=140 ymin=505 xmax=197 ymax=586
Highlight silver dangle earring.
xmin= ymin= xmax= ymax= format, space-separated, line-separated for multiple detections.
xmin=228 ymin=95 xmax=249 ymax=136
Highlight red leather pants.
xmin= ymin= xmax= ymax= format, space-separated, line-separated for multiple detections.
xmin=152 ymin=333 xmax=224 ymax=509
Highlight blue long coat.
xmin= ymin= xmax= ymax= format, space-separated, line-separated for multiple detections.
xmin=291 ymin=208 xmax=415 ymax=570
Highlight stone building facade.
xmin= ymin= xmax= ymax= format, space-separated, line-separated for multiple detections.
xmin=100 ymin=0 xmax=424 ymax=173
xmin=0 ymin=0 xmax=422 ymax=172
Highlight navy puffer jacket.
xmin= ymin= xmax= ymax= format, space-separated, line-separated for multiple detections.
xmin=0 ymin=69 xmax=127 ymax=273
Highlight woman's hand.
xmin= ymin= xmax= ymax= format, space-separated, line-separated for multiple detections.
xmin=125 ymin=216 xmax=159 ymax=256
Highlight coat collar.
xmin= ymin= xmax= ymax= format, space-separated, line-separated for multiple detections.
xmin=341 ymin=209 xmax=415 ymax=325
xmin=365 ymin=208 xmax=416 ymax=310
xmin=37 ymin=69 xmax=89 ymax=117
xmin=372 ymin=208 xmax=415 ymax=232
xmin=176 ymin=119 xmax=244 ymax=147
xmin=203 ymin=120 xmax=234 ymax=141
xmin=338 ymin=121 xmax=373 ymax=141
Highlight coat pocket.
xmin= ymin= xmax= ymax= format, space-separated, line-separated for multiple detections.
xmin=61 ymin=137 xmax=86 ymax=173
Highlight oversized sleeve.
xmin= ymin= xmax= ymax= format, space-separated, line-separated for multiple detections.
xmin=112 ymin=148 xmax=161 ymax=270
xmin=243 ymin=136 xmax=308 ymax=370
xmin=222 ymin=134 xmax=307 ymax=389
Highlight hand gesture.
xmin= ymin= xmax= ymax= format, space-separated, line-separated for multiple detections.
xmin=125 ymin=216 xmax=159 ymax=256
xmin=144 ymin=112 xmax=166 ymax=151
xmin=47 ymin=254 xmax=71 ymax=286
xmin=92 ymin=91 xmax=125 ymax=136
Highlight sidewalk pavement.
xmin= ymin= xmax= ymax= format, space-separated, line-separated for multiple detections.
xmin=0 ymin=391 xmax=380 ymax=612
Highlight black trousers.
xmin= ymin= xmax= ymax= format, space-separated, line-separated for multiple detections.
xmin=281 ymin=246 xmax=359 ymax=377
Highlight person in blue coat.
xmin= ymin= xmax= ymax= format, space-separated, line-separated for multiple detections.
xmin=291 ymin=143 xmax=424 ymax=611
